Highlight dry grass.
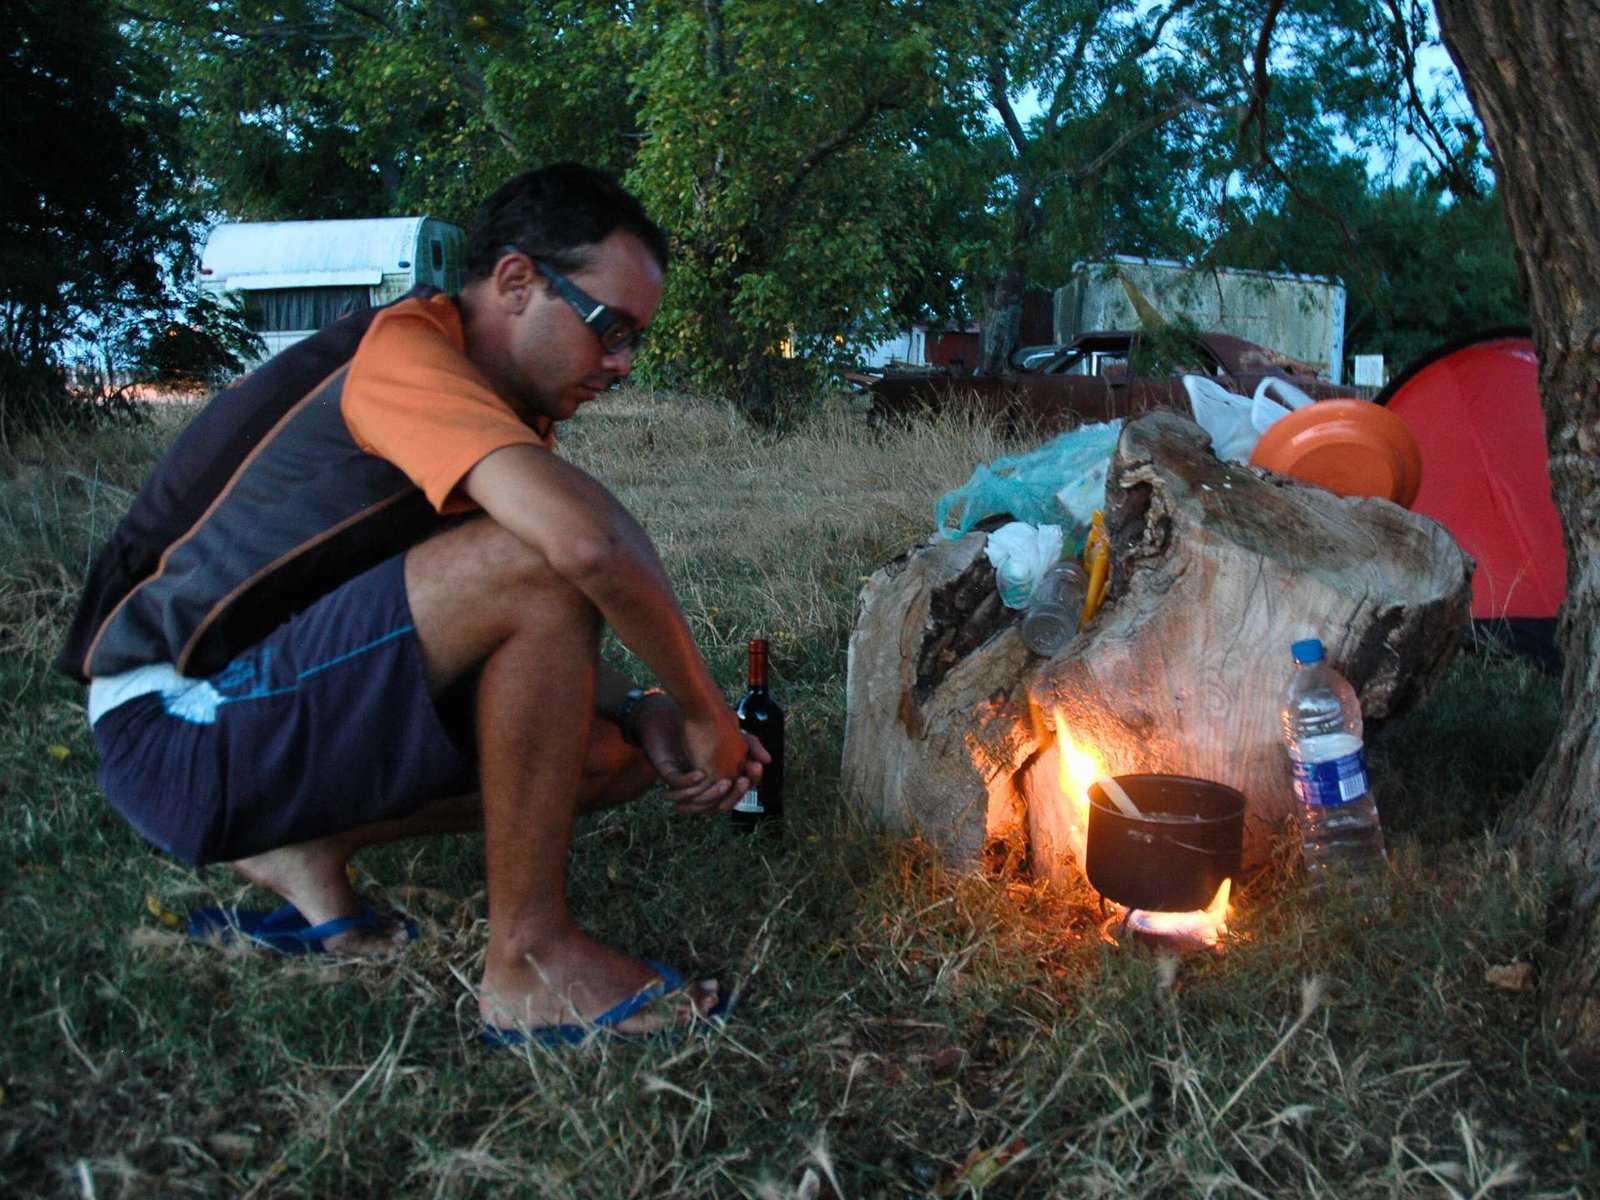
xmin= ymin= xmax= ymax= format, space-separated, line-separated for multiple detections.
xmin=0 ymin=388 xmax=1595 ymax=1198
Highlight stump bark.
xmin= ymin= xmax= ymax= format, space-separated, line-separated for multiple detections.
xmin=842 ymin=411 xmax=1474 ymax=882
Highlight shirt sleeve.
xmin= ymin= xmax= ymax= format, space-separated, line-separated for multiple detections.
xmin=341 ymin=294 xmax=553 ymax=514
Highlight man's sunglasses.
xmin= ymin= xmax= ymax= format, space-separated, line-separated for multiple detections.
xmin=508 ymin=248 xmax=643 ymax=355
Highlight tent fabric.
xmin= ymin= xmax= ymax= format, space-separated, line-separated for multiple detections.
xmin=1377 ymin=330 xmax=1565 ymax=620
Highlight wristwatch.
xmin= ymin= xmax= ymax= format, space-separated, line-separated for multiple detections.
xmin=615 ymin=686 xmax=668 ymax=747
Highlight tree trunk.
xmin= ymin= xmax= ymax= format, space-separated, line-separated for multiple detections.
xmin=1436 ymin=0 xmax=1600 ymax=1073
xmin=978 ymin=178 xmax=1041 ymax=375
xmin=979 ymin=271 xmax=1025 ymax=377
xmin=843 ymin=412 xmax=1471 ymax=879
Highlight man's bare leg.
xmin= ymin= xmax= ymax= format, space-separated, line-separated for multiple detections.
xmin=229 ymin=793 xmax=481 ymax=954
xmin=230 ymin=701 xmax=660 ymax=956
xmin=415 ymin=524 xmax=717 ymax=1033
xmin=230 ymin=519 xmax=716 ymax=1028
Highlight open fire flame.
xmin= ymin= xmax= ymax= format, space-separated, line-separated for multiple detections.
xmin=1054 ymin=716 xmax=1232 ymax=950
xmin=1054 ymin=719 xmax=1105 ymax=869
xmin=1116 ymin=879 xmax=1231 ymax=950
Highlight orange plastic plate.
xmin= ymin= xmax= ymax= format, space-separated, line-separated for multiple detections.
xmin=1249 ymin=399 xmax=1423 ymax=507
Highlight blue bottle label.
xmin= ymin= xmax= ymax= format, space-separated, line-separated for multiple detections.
xmin=1291 ymin=749 xmax=1369 ymax=808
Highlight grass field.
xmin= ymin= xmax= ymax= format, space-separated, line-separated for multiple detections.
xmin=1 ymin=390 xmax=1596 ymax=1198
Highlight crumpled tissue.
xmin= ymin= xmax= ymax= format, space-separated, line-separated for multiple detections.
xmin=985 ymin=521 xmax=1064 ymax=609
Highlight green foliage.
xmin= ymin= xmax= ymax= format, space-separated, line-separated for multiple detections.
xmin=964 ymin=0 xmax=1210 ymax=278
xmin=1366 ymin=178 xmax=1528 ymax=359
xmin=108 ymin=291 xmax=266 ymax=394
xmin=124 ymin=0 xmax=396 ymax=219
xmin=942 ymin=0 xmax=1486 ymax=372
xmin=324 ymin=0 xmax=643 ymax=221
xmin=627 ymin=0 xmax=960 ymax=419
xmin=1217 ymin=159 xmax=1525 ymax=368
xmin=926 ymin=1 xmax=1398 ymax=368
xmin=135 ymin=0 xmax=964 ymax=417
xmin=16 ymin=0 xmax=1521 ymax=430
xmin=126 ymin=1 xmax=643 ymax=224
xmin=1130 ymin=313 xmax=1210 ymax=377
xmin=2 ymin=0 xmax=189 ymax=432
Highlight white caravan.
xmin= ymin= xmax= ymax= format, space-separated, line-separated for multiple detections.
xmin=199 ymin=216 xmax=466 ymax=360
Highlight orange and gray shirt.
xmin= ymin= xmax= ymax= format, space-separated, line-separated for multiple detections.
xmin=57 ymin=289 xmax=550 ymax=685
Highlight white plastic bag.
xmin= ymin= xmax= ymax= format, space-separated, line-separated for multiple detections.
xmin=1184 ymin=375 xmax=1260 ymax=462
xmin=1250 ymin=391 xmax=1293 ymax=437
xmin=1252 ymin=376 xmax=1316 ymax=412
xmin=1185 ymin=374 xmax=1313 ymax=462
xmin=984 ymin=521 xmax=1065 ymax=609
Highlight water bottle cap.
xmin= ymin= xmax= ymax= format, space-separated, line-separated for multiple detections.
xmin=1291 ymin=638 xmax=1325 ymax=664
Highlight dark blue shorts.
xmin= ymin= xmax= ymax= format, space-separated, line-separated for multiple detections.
xmin=92 ymin=555 xmax=475 ymax=866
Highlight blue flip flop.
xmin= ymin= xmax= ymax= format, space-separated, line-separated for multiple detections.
xmin=480 ymin=958 xmax=736 ymax=1048
xmin=186 ymin=901 xmax=417 ymax=955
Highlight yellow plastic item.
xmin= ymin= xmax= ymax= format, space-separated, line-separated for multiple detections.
xmin=144 ymin=893 xmax=182 ymax=930
xmin=1081 ymin=512 xmax=1111 ymax=627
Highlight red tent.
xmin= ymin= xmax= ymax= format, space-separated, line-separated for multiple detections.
xmin=1377 ymin=330 xmax=1565 ymax=625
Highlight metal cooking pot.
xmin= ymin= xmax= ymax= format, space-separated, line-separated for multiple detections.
xmin=1085 ymin=774 xmax=1245 ymax=912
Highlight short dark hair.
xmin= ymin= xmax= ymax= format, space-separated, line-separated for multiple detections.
xmin=463 ymin=163 xmax=669 ymax=281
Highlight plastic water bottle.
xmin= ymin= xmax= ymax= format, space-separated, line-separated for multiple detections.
xmin=1280 ymin=638 xmax=1386 ymax=876
xmin=1021 ymin=560 xmax=1089 ymax=655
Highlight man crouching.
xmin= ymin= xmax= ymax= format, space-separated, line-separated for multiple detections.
xmin=57 ymin=163 xmax=766 ymax=1044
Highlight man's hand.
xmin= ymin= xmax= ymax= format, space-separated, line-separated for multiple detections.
xmin=634 ymin=699 xmax=770 ymax=815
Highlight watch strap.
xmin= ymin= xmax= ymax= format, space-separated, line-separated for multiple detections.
xmin=615 ymin=686 xmax=667 ymax=747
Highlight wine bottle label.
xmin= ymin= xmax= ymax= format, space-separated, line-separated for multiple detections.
xmin=734 ymin=787 xmax=764 ymax=814
xmin=1290 ymin=748 xmax=1369 ymax=808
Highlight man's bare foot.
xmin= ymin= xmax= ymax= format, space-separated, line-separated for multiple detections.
xmin=231 ymin=839 xmax=409 ymax=957
xmin=480 ymin=928 xmax=720 ymax=1035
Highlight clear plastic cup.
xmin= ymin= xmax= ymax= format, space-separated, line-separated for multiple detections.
xmin=1021 ymin=560 xmax=1089 ymax=655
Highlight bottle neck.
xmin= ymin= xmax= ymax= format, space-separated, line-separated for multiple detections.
xmin=747 ymin=640 xmax=769 ymax=690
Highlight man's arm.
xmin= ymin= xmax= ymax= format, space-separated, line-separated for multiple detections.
xmin=598 ymin=659 xmax=770 ymax=813
xmin=595 ymin=662 xmax=644 ymax=726
xmin=461 ymin=443 xmax=747 ymax=784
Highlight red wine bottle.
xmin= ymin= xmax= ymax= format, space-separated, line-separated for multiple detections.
xmin=732 ymin=639 xmax=784 ymax=830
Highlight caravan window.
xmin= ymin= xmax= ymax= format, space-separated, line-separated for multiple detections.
xmin=245 ymin=287 xmax=371 ymax=333
xmin=431 ymin=240 xmax=444 ymax=272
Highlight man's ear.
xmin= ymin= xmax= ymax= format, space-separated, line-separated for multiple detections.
xmin=491 ymin=251 xmax=539 ymax=313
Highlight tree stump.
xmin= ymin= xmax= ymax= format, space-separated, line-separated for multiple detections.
xmin=842 ymin=410 xmax=1474 ymax=882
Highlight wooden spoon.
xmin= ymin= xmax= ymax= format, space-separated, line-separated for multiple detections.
xmin=1095 ymin=775 xmax=1144 ymax=820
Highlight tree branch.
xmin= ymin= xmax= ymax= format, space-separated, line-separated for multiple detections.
xmin=779 ymin=97 xmax=894 ymax=211
xmin=1382 ymin=0 xmax=1479 ymax=196
xmin=1261 ymin=149 xmax=1358 ymax=249
xmin=427 ymin=0 xmax=521 ymax=156
xmin=752 ymin=91 xmax=905 ymax=251
xmin=332 ymin=0 xmax=394 ymax=30
xmin=987 ymin=56 xmax=1029 ymax=159
xmin=704 ymin=0 xmax=727 ymax=82
xmin=1065 ymin=93 xmax=1216 ymax=186
xmin=1239 ymin=0 xmax=1286 ymax=157
xmin=1045 ymin=9 xmax=1105 ymax=128
xmin=1122 ymin=0 xmax=1196 ymax=68
xmin=1049 ymin=0 xmax=1197 ymax=130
